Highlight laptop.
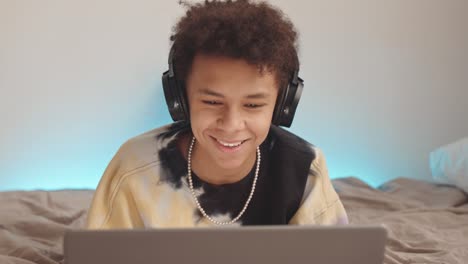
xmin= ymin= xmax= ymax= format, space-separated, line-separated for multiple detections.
xmin=64 ymin=225 xmax=387 ymax=264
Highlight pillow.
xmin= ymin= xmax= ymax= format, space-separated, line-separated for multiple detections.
xmin=430 ymin=137 xmax=468 ymax=193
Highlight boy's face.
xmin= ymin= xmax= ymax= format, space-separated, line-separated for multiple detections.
xmin=186 ymin=54 xmax=278 ymax=172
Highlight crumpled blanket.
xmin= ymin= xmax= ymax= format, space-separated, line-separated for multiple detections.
xmin=0 ymin=190 xmax=93 ymax=264
xmin=335 ymin=177 xmax=468 ymax=264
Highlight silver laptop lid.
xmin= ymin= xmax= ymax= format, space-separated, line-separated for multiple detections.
xmin=65 ymin=225 xmax=387 ymax=264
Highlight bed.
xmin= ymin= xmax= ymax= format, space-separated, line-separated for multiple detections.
xmin=1 ymin=177 xmax=467 ymax=264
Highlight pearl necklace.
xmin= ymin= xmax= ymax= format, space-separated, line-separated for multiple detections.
xmin=187 ymin=136 xmax=261 ymax=225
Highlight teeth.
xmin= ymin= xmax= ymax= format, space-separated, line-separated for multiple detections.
xmin=217 ymin=139 xmax=243 ymax=147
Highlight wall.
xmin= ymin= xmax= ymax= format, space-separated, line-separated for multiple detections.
xmin=1 ymin=0 xmax=467 ymax=190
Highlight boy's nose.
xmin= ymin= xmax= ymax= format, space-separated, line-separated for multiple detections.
xmin=217 ymin=107 xmax=245 ymax=132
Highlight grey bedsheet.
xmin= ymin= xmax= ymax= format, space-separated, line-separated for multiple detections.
xmin=336 ymin=177 xmax=468 ymax=264
xmin=1 ymin=177 xmax=467 ymax=264
xmin=0 ymin=190 xmax=93 ymax=264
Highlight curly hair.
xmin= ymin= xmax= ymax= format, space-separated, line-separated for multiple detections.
xmin=170 ymin=0 xmax=299 ymax=90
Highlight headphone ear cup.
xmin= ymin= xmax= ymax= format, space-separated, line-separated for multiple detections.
xmin=272 ymin=77 xmax=303 ymax=127
xmin=162 ymin=44 xmax=190 ymax=122
xmin=162 ymin=70 xmax=189 ymax=121
xmin=176 ymin=81 xmax=190 ymax=121
xmin=272 ymin=83 xmax=289 ymax=126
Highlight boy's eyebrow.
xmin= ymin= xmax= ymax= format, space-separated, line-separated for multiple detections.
xmin=245 ymin=92 xmax=270 ymax=99
xmin=199 ymin=88 xmax=224 ymax=97
xmin=199 ymin=88 xmax=270 ymax=99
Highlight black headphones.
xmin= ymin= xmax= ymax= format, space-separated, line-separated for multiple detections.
xmin=162 ymin=45 xmax=304 ymax=127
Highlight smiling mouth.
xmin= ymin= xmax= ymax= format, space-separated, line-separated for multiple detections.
xmin=212 ymin=137 xmax=247 ymax=148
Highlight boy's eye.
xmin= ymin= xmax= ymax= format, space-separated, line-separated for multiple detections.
xmin=245 ymin=103 xmax=264 ymax=108
xmin=202 ymin=100 xmax=221 ymax=105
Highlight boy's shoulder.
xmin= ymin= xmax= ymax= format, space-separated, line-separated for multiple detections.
xmin=266 ymin=126 xmax=323 ymax=182
xmin=112 ymin=122 xmax=189 ymax=174
xmin=268 ymin=125 xmax=318 ymax=157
